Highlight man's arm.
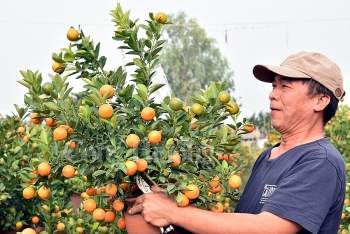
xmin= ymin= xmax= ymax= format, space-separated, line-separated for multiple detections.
xmin=128 ymin=192 xmax=302 ymax=234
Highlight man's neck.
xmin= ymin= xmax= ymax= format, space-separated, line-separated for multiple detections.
xmin=270 ymin=131 xmax=324 ymax=160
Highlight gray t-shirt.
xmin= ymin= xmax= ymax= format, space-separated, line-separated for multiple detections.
xmin=235 ymin=138 xmax=346 ymax=234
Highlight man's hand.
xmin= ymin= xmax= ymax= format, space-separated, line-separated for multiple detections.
xmin=128 ymin=187 xmax=178 ymax=227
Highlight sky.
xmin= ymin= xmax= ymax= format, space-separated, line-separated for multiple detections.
xmin=0 ymin=0 xmax=349 ymax=119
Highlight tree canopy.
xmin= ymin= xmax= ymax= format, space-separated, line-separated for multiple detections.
xmin=160 ymin=12 xmax=235 ymax=104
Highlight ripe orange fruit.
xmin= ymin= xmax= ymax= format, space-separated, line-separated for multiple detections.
xmin=225 ymin=100 xmax=239 ymax=115
xmin=105 ymin=211 xmax=116 ymax=222
xmin=120 ymin=182 xmax=129 ymax=191
xmin=169 ymin=97 xmax=183 ymax=111
xmin=67 ymin=27 xmax=79 ymax=41
xmin=86 ymin=187 xmax=96 ymax=196
xmin=178 ymin=194 xmax=189 ymax=207
xmin=59 ymin=124 xmax=74 ymax=136
xmin=17 ymin=126 xmax=25 ymax=133
xmin=53 ymin=127 xmax=68 ymax=141
xmin=25 ymin=171 xmax=38 ymax=184
xmin=52 ymin=61 xmax=64 ymax=73
xmin=218 ymin=91 xmax=231 ymax=103
xmin=222 ymin=154 xmax=234 ymax=162
xmin=69 ymin=140 xmax=76 ymax=149
xmin=211 ymin=202 xmax=224 ymax=213
xmin=124 ymin=161 xmax=137 ymax=176
xmin=117 ymin=217 xmax=126 ymax=229
xmin=184 ymin=184 xmax=200 ymax=200
xmin=62 ymin=165 xmax=75 ymax=178
xmin=208 ymin=176 xmax=220 ymax=188
xmin=100 ymin=85 xmax=114 ymax=99
xmin=141 ymin=107 xmax=156 ymax=121
xmin=84 ymin=199 xmax=97 ymax=212
xmin=37 ymin=186 xmax=50 ymax=200
xmin=32 ymin=216 xmax=39 ymax=224
xmin=243 ymin=123 xmax=255 ymax=133
xmin=22 ymin=135 xmax=30 ymax=142
xmin=105 ymin=183 xmax=117 ymax=196
xmin=57 ymin=222 xmax=65 ymax=231
xmin=168 ymin=154 xmax=181 ymax=167
xmin=228 ymin=175 xmax=242 ymax=189
xmin=92 ymin=208 xmax=106 ymax=221
xmin=136 ymin=158 xmax=148 ymax=172
xmin=191 ymin=103 xmax=204 ymax=115
xmin=209 ymin=185 xmax=221 ymax=194
xmin=113 ymin=200 xmax=125 ymax=212
xmin=38 ymin=162 xmax=51 ymax=176
xmin=45 ymin=118 xmax=57 ymax=127
xmin=15 ymin=221 xmax=23 ymax=229
xmin=97 ymin=187 xmax=106 ymax=196
xmin=126 ymin=134 xmax=140 ymax=148
xmin=21 ymin=228 xmax=36 ymax=234
xmin=98 ymin=103 xmax=114 ymax=119
xmin=148 ymin=130 xmax=162 ymax=144
xmin=76 ymin=227 xmax=84 ymax=233
xmin=155 ymin=12 xmax=167 ymax=24
xmin=190 ymin=118 xmax=199 ymax=130
xmin=30 ymin=113 xmax=44 ymax=124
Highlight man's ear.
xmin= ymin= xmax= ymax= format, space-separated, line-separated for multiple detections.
xmin=314 ymin=94 xmax=330 ymax=112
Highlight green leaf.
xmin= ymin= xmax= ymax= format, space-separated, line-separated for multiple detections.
xmin=144 ymin=39 xmax=152 ymax=48
xmin=133 ymin=58 xmax=146 ymax=68
xmin=17 ymin=80 xmax=31 ymax=89
xmin=63 ymin=51 xmax=75 ymax=62
xmin=125 ymin=149 xmax=135 ymax=158
xmin=136 ymin=84 xmax=148 ymax=100
xmin=175 ymin=191 xmax=183 ymax=203
xmin=40 ymin=129 xmax=48 ymax=145
xmin=165 ymin=138 xmax=174 ymax=149
xmin=125 ymin=62 xmax=135 ymax=66
xmin=44 ymin=102 xmax=61 ymax=112
xmin=175 ymin=125 xmax=182 ymax=134
xmin=62 ymin=87 xmax=73 ymax=101
xmin=166 ymin=184 xmax=176 ymax=194
xmin=52 ymin=53 xmax=65 ymax=63
xmin=133 ymin=95 xmax=144 ymax=105
xmin=88 ymin=94 xmax=102 ymax=106
xmin=151 ymin=47 xmax=162 ymax=57
xmin=92 ymin=170 xmax=106 ymax=177
xmin=154 ymin=40 xmax=166 ymax=48
xmin=19 ymin=70 xmax=30 ymax=81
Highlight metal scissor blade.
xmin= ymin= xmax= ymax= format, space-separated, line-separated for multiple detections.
xmin=136 ymin=173 xmax=152 ymax=193
xmin=135 ymin=174 xmax=175 ymax=233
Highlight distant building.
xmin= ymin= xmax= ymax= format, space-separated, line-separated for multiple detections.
xmin=241 ymin=128 xmax=261 ymax=148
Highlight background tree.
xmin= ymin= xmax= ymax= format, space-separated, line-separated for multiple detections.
xmin=160 ymin=12 xmax=235 ymax=104
xmin=246 ymin=111 xmax=271 ymax=138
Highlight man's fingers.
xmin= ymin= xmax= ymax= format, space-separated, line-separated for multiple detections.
xmin=128 ymin=202 xmax=143 ymax=215
xmin=128 ymin=194 xmax=144 ymax=215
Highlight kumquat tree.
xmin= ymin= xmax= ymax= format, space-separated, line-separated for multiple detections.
xmin=322 ymin=104 xmax=350 ymax=234
xmin=1 ymin=3 xmax=255 ymax=233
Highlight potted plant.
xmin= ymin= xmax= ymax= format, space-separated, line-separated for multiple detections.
xmin=16 ymin=3 xmax=254 ymax=233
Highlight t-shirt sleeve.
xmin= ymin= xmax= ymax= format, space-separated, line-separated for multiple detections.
xmin=261 ymin=158 xmax=341 ymax=234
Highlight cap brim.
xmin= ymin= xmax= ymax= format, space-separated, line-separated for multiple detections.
xmin=253 ymin=65 xmax=311 ymax=83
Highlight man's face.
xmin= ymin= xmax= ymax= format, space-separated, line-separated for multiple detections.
xmin=269 ymin=75 xmax=315 ymax=134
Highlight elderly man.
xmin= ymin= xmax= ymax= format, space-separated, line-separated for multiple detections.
xmin=129 ymin=51 xmax=346 ymax=234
